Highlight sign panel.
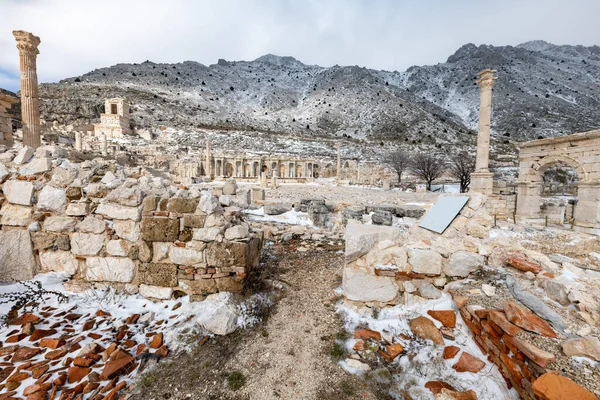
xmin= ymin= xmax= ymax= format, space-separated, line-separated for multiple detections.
xmin=418 ymin=196 xmax=470 ymax=234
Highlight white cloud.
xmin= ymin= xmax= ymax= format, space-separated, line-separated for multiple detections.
xmin=0 ymin=0 xmax=599 ymax=91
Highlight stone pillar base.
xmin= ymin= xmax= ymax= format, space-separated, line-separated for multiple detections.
xmin=470 ymin=172 xmax=494 ymax=195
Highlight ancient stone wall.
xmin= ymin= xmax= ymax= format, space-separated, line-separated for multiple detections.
xmin=0 ymin=91 xmax=18 ymax=147
xmin=0 ymin=144 xmax=262 ymax=300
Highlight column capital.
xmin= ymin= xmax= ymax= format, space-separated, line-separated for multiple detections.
xmin=13 ymin=30 xmax=41 ymax=55
xmin=477 ymin=69 xmax=497 ymax=90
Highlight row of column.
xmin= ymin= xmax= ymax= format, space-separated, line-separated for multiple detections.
xmin=205 ymin=157 xmax=316 ymax=179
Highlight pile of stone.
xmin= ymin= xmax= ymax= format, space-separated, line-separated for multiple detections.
xmin=0 ymin=144 xmax=263 ymax=300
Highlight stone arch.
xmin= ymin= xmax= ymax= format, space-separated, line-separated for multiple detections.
xmin=532 ymin=155 xmax=588 ymax=183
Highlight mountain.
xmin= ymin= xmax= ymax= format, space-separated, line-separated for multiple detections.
xmin=35 ymin=41 xmax=600 ymax=160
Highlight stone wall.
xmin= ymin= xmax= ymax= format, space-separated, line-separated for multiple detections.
xmin=0 ymin=144 xmax=262 ymax=300
xmin=0 ymin=91 xmax=18 ymax=147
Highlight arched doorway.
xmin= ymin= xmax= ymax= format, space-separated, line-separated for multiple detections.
xmin=289 ymin=163 xmax=294 ymax=177
xmin=244 ymin=163 xmax=251 ymax=177
xmin=279 ymin=164 xmax=286 ymax=178
xmin=225 ymin=162 xmax=234 ymax=177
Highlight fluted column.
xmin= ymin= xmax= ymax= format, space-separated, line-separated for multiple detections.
xmin=336 ymin=141 xmax=341 ymax=179
xmin=470 ymin=69 xmax=497 ymax=195
xmin=13 ymin=31 xmax=41 ymax=149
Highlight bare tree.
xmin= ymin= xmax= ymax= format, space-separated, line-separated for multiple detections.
xmin=410 ymin=152 xmax=446 ymax=191
xmin=384 ymin=149 xmax=411 ymax=183
xmin=448 ymin=151 xmax=476 ymax=193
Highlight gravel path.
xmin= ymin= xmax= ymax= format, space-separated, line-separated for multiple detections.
xmin=131 ymin=242 xmax=385 ymax=400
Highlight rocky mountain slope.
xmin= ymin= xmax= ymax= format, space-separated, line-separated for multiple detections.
xmin=35 ymin=40 xmax=600 ymax=157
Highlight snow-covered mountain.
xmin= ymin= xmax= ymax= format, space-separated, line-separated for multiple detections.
xmin=36 ymin=40 xmax=600 ymax=157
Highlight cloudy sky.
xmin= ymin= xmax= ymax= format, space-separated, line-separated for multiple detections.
xmin=1 ymin=0 xmax=599 ymax=92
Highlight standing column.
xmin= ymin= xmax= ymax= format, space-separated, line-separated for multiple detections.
xmin=205 ymin=141 xmax=211 ymax=178
xmin=13 ymin=31 xmax=41 ymax=149
xmin=75 ymin=131 xmax=82 ymax=151
xmin=336 ymin=141 xmax=341 ymax=179
xmin=101 ymin=134 xmax=107 ymax=156
xmin=470 ymin=69 xmax=497 ymax=195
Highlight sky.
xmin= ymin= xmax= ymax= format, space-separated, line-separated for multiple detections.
xmin=1 ymin=0 xmax=599 ymax=92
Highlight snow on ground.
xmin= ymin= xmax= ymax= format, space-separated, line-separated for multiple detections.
xmin=244 ymin=207 xmax=314 ymax=226
xmin=0 ymin=273 xmax=262 ymax=398
xmin=337 ymin=293 xmax=519 ymax=400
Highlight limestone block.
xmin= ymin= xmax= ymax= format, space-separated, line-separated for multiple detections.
xmin=106 ymin=239 xmax=132 ymax=257
xmin=444 ymin=250 xmax=484 ymax=277
xmin=251 ymin=188 xmax=265 ymax=202
xmin=3 ymin=180 xmax=34 ymax=205
xmin=365 ymin=242 xmax=407 ymax=270
xmin=37 ymin=186 xmax=67 ymax=213
xmin=152 ymin=242 xmax=171 ymax=263
xmin=264 ymin=203 xmax=292 ymax=215
xmin=95 ymin=202 xmax=141 ymax=221
xmin=13 ymin=146 xmax=34 ymax=164
xmin=342 ymin=264 xmax=399 ymax=302
xmin=183 ymin=214 xmax=206 ymax=228
xmin=141 ymin=217 xmax=179 ymax=242
xmin=465 ymin=220 xmax=488 ymax=239
xmin=51 ymin=167 xmax=77 ymax=188
xmin=85 ymin=257 xmax=135 ymax=282
xmin=0 ymin=229 xmax=37 ymax=281
xmin=77 ymin=216 xmax=106 ymax=234
xmin=224 ymin=225 xmax=249 ymax=240
xmin=181 ymin=278 xmax=217 ymax=295
xmin=19 ymin=157 xmax=51 ymax=175
xmin=71 ymin=232 xmax=105 ymax=256
xmin=39 ymin=251 xmax=79 ymax=275
xmin=206 ymin=242 xmax=247 ymax=268
xmin=113 ymin=220 xmax=140 ymax=242
xmin=0 ymin=162 xmax=9 ymax=183
xmin=138 ymin=263 xmax=178 ymax=287
xmin=139 ymin=284 xmax=173 ymax=300
xmin=219 ymin=195 xmax=231 ymax=207
xmin=167 ymin=197 xmax=198 ymax=213
xmin=85 ymin=183 xmax=109 ymax=198
xmin=408 ymin=248 xmax=442 ymax=275
xmin=539 ymin=279 xmax=570 ymax=305
xmin=169 ymin=246 xmax=204 ymax=265
xmin=216 ymin=277 xmax=244 ymax=293
xmin=197 ymin=192 xmax=223 ymax=215
xmin=0 ymin=203 xmax=33 ymax=226
xmin=193 ymin=227 xmax=221 ymax=242
xmin=195 ymin=293 xmax=239 ymax=335
xmin=223 ymin=180 xmax=237 ymax=196
xmin=101 ymin=171 xmax=117 ymax=184
xmin=344 ymin=224 xmax=403 ymax=262
xmin=105 ymin=186 xmax=144 ymax=207
xmin=44 ymin=216 xmax=77 ymax=232
xmin=66 ymin=202 xmax=89 ymax=216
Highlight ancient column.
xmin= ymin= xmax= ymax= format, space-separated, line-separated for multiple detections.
xmin=101 ymin=134 xmax=107 ymax=156
xmin=13 ymin=30 xmax=42 ymax=149
xmin=357 ymin=161 xmax=360 ymax=185
xmin=205 ymin=141 xmax=211 ymax=178
xmin=75 ymin=131 xmax=82 ymax=151
xmin=470 ymin=69 xmax=497 ymax=195
xmin=336 ymin=141 xmax=341 ymax=179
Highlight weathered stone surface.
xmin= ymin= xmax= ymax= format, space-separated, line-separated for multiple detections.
xmin=216 ymin=277 xmax=244 ymax=293
xmin=193 ymin=227 xmax=221 ymax=242
xmin=452 ymin=352 xmax=485 ymax=373
xmin=167 ymin=198 xmax=198 ymax=213
xmin=539 ymin=279 xmax=571 ymax=305
xmin=40 ymin=251 xmax=79 ymax=275
xmin=416 ymin=280 xmax=442 ymax=299
xmin=44 ymin=216 xmax=77 ymax=232
xmin=51 ymin=167 xmax=77 ymax=187
xmin=345 ymin=358 xmax=371 ymax=372
xmin=183 ymin=214 xmax=206 ymax=228
xmin=489 ymin=310 xmax=522 ymax=336
xmin=99 ymin=353 xmax=135 ymax=380
xmin=85 ymin=183 xmax=109 ymax=198
xmin=3 ymin=180 xmax=34 ymax=205
xmin=106 ymin=239 xmax=132 ymax=257
xmin=71 ymin=232 xmax=105 ymax=256
xmin=139 ymin=284 xmax=173 ymax=300
xmin=86 ymin=257 xmax=136 ymax=282
xmin=223 ymin=180 xmax=237 ymax=196
xmin=169 ymin=246 xmax=204 ymax=265
xmin=0 ymin=203 xmax=32 ymax=226
xmin=366 ymin=243 xmax=407 ymax=270
xmin=371 ymin=210 xmax=393 ymax=226
xmin=0 ymin=230 xmax=37 ymax=281
xmin=343 ymin=265 xmax=399 ymax=302
xmin=112 ymin=220 xmax=140 ymax=242
xmin=95 ymin=202 xmax=141 ymax=221
xmin=0 ymin=162 xmax=9 ymax=183
xmin=19 ymin=157 xmax=51 ymax=175
xmin=511 ymin=336 xmax=556 ymax=367
xmin=408 ymin=248 xmax=442 ymax=275
xmin=344 ymin=224 xmax=403 ymax=262
xmin=183 ymin=278 xmax=217 ymax=295
xmin=197 ymin=193 xmax=222 ymax=215
xmin=487 ymin=246 xmax=526 ymax=268
xmin=444 ymin=251 xmax=484 ymax=277
xmin=106 ymin=186 xmax=144 ymax=207
xmin=264 ymin=203 xmax=291 ymax=215
xmin=37 ymin=186 xmax=67 ymax=212
xmin=409 ymin=316 xmax=444 ymax=345
xmin=141 ymin=217 xmax=179 ymax=242
xmin=427 ymin=310 xmax=456 ymax=328
xmin=206 ymin=242 xmax=247 ymax=268
xmin=224 ymin=225 xmax=249 ymax=240
xmin=139 ymin=263 xmax=178 ymax=287
xmin=504 ymin=301 xmax=556 ymax=338
xmin=77 ymin=216 xmax=106 ymax=234
xmin=436 ymin=388 xmax=478 ymax=400
xmin=65 ymin=202 xmax=88 ymax=216
xmin=562 ymin=337 xmax=600 ymax=361
xmin=443 ymin=346 xmax=460 ymax=359
xmin=13 ymin=146 xmax=33 ymax=164
xmin=196 ymin=293 xmax=239 ymax=335
xmin=532 ymin=372 xmax=597 ymax=400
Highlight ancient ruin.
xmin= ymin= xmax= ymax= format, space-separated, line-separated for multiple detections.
xmin=470 ymin=69 xmax=496 ymax=195
xmin=13 ymin=30 xmax=41 ymax=149
xmin=0 ymin=89 xmax=18 ymax=147
xmin=93 ymin=98 xmax=131 ymax=139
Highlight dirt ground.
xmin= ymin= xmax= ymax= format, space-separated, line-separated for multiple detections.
xmin=130 ymin=242 xmax=390 ymax=400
